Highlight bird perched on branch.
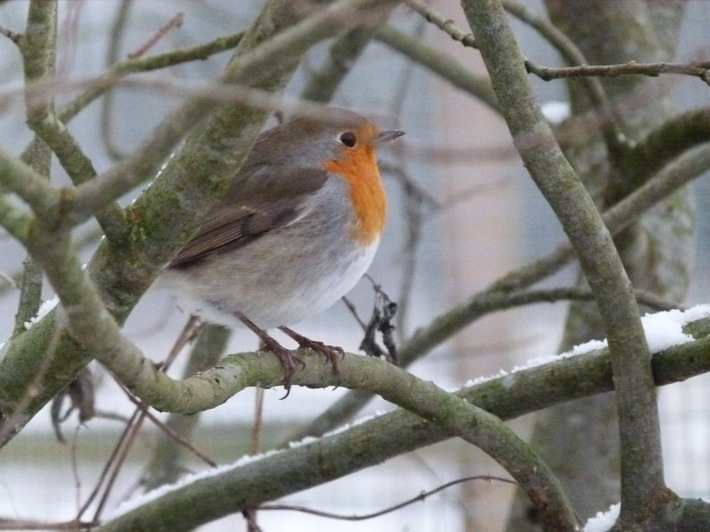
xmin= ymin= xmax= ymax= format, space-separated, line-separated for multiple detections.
xmin=158 ymin=107 xmax=404 ymax=393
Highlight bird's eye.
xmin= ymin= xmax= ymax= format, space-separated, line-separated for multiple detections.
xmin=339 ymin=132 xmax=357 ymax=148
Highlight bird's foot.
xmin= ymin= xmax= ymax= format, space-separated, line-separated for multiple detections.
xmin=236 ymin=313 xmax=304 ymax=398
xmin=265 ymin=342 xmax=305 ymax=399
xmin=279 ymin=326 xmax=344 ymax=378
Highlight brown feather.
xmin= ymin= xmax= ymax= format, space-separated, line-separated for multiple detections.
xmin=169 ymin=167 xmax=328 ymax=268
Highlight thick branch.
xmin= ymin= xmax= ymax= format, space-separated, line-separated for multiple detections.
xmin=100 ymin=320 xmax=710 ymax=531
xmin=463 ymin=1 xmax=664 ymax=523
xmin=611 ymin=107 xmax=710 ymax=202
xmin=13 ymin=0 xmax=56 ymax=336
xmin=0 ymin=148 xmax=62 ymax=220
xmin=502 ymin=0 xmax=626 ymax=160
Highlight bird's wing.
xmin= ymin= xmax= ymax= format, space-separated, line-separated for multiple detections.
xmin=169 ymin=167 xmax=328 ymax=268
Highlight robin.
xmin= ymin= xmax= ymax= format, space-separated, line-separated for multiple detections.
xmin=157 ymin=107 xmax=404 ymax=393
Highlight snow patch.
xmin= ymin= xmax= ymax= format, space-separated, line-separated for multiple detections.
xmin=462 ymin=338 xmax=607 ymax=389
xmin=642 ymin=305 xmax=710 ymax=352
xmin=461 ymin=305 xmax=710 ymax=390
xmin=111 ymin=448 xmax=283 ymax=518
xmin=541 ymin=100 xmax=570 ymax=124
xmin=23 ymin=297 xmax=59 ymax=330
xmin=112 ymin=410 xmax=391 ymax=519
xmin=584 ymin=502 xmax=620 ymax=531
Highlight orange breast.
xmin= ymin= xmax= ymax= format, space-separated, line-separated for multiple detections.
xmin=324 ymin=144 xmax=386 ymax=245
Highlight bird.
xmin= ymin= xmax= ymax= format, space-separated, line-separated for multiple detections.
xmin=157 ymin=107 xmax=404 ymax=393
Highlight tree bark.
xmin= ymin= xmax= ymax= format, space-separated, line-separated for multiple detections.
xmin=507 ymin=1 xmax=695 ymax=528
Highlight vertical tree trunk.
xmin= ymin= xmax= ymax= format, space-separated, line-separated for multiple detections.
xmin=507 ymin=1 xmax=694 ymax=528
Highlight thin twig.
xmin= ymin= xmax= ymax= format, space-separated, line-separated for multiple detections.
xmin=101 ymin=9 xmax=183 ymax=159
xmin=79 ymin=316 xmax=201 ymax=523
xmin=261 ymin=475 xmax=518 ymax=520
xmin=0 ymin=24 xmax=21 ymax=44
xmin=128 ymin=12 xmax=184 ymax=59
xmin=0 ymin=269 xmax=19 ymax=289
xmin=341 ymin=296 xmax=369 ymax=330
xmin=527 ymin=59 xmax=710 ymax=86
xmin=57 ymin=30 xmax=244 ymax=125
xmin=385 ymin=15 xmax=423 ymax=341
xmin=123 ymin=392 xmax=217 ymax=467
xmin=404 ymin=0 xmax=476 ymax=48
xmin=376 ymin=24 xmax=498 ymax=112
xmin=246 ymin=386 xmax=266 ymax=532
xmin=75 ymin=409 xmax=141 ymax=521
xmin=100 ymin=0 xmax=133 ymax=161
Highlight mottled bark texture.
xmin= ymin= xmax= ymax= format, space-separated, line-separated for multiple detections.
xmin=507 ymin=1 xmax=695 ymax=528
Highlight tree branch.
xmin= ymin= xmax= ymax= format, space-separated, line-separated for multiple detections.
xmin=462 ymin=0 xmax=665 ymax=525
xmin=611 ymin=106 xmax=710 ymax=202
xmin=376 ymin=24 xmax=498 ymax=112
xmin=56 ymin=30 xmax=245 ymax=126
xmin=404 ymin=0 xmax=477 ymax=48
xmin=502 ymin=0 xmax=626 ymax=160
xmin=100 ymin=317 xmax=710 ymax=531
xmin=13 ymin=0 xmax=57 ymax=336
xmin=0 ymin=148 xmax=62 ymax=221
xmin=526 ymin=59 xmax=710 ymax=86
xmin=300 ymin=26 xmax=377 ymax=103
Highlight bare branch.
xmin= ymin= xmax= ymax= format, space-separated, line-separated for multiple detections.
xmin=526 ymin=59 xmax=710 ymax=87
xmin=58 ymin=30 xmax=245 ymax=126
xmin=103 ymin=353 xmax=578 ymax=531
xmin=127 ymin=12 xmax=184 ymax=59
xmin=462 ymin=0 xmax=664 ymax=524
xmin=261 ymin=475 xmax=518 ymax=520
xmin=404 ymin=0 xmax=477 ymax=48
xmin=100 ymin=0 xmax=133 ymax=161
xmin=502 ymin=0 xmax=627 ymax=159
xmin=376 ymin=24 xmax=498 ymax=112
xmin=0 ymin=148 xmax=61 ymax=224
xmin=0 ymin=23 xmax=21 ymax=44
xmin=99 ymin=325 xmax=710 ymax=531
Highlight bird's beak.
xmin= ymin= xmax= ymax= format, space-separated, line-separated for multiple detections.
xmin=375 ymin=129 xmax=405 ymax=144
